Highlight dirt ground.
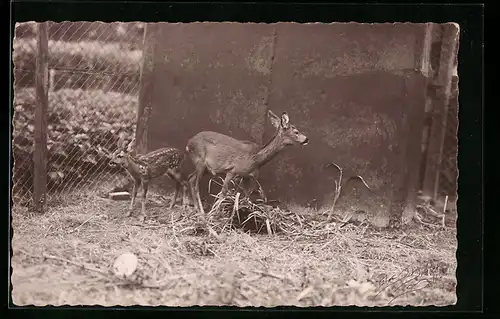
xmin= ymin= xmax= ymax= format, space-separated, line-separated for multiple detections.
xmin=10 ymin=184 xmax=457 ymax=307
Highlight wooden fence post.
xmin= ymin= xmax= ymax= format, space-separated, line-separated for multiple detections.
xmin=421 ymin=23 xmax=460 ymax=201
xmin=135 ymin=23 xmax=158 ymax=154
xmin=33 ymin=22 xmax=49 ymax=213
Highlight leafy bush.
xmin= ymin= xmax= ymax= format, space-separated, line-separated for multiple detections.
xmin=12 ymin=38 xmax=142 ymax=92
xmin=12 ymin=88 xmax=138 ymax=194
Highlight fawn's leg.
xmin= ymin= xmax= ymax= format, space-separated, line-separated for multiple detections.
xmin=171 ymin=183 xmax=180 ymax=209
xmin=140 ymin=180 xmax=149 ymax=222
xmin=127 ymin=178 xmax=140 ymax=216
xmin=169 ymin=176 xmax=180 ymax=209
xmin=167 ymin=170 xmax=185 ymax=209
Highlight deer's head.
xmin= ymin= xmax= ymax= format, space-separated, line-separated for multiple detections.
xmin=268 ymin=110 xmax=309 ymax=146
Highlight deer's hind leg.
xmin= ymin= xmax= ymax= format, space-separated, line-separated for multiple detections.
xmin=139 ymin=179 xmax=150 ymax=223
xmin=167 ymin=169 xmax=184 ymax=209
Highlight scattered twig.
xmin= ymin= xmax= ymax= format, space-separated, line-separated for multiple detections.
xmin=266 ymin=219 xmax=273 ymax=235
xmin=278 ymin=236 xmax=300 ymax=253
xmin=233 ymin=192 xmax=241 ymax=224
xmin=208 ymin=225 xmax=221 ymax=240
xmin=296 ymin=286 xmax=315 ymax=301
xmin=325 ymin=162 xmax=343 ymax=218
xmin=414 ymin=213 xmax=449 ymax=229
xmin=320 ymin=236 xmax=340 ymax=250
xmin=68 ymin=215 xmax=97 ymax=234
xmin=324 ymin=162 xmax=372 ymax=222
xmin=170 ymin=210 xmax=182 ymax=249
xmin=134 ymin=274 xmax=197 ymax=290
xmin=16 ymin=248 xmax=109 ymax=276
xmin=129 ymin=223 xmax=166 ymax=229
xmin=43 ymin=224 xmax=54 ymax=238
xmin=443 ymin=195 xmax=449 ymax=213
xmin=250 ymin=269 xmax=286 ymax=281
xmin=145 ymin=253 xmax=172 ymax=274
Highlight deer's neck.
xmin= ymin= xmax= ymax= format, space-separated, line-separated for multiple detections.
xmin=251 ymin=133 xmax=287 ymax=169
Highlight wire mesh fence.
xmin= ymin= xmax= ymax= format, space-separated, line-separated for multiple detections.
xmin=12 ymin=22 xmax=145 ymax=209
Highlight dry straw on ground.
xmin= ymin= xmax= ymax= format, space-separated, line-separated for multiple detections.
xmin=11 ymin=179 xmax=457 ymax=307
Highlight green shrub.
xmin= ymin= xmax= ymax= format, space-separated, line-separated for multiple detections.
xmin=12 ymin=88 xmax=138 ymax=194
xmin=12 ymin=38 xmax=142 ymax=92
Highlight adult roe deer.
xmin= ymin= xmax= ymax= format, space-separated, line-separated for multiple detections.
xmin=116 ymin=138 xmax=190 ymax=222
xmin=185 ymin=110 xmax=309 ymax=216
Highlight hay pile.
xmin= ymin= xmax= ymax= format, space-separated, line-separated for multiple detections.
xmin=199 ymin=177 xmax=350 ymax=238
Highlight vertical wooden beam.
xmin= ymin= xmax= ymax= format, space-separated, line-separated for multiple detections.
xmin=135 ymin=23 xmax=158 ymax=154
xmin=416 ymin=23 xmax=435 ymax=191
xmin=33 ymin=22 xmax=49 ymax=213
xmin=415 ymin=23 xmax=434 ymax=78
xmin=388 ymin=25 xmax=434 ymax=226
xmin=261 ymin=25 xmax=278 ymax=146
xmin=422 ymin=23 xmax=460 ymax=201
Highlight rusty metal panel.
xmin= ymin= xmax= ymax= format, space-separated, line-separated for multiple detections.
xmin=148 ymin=23 xmax=274 ymax=151
xmin=260 ymin=23 xmax=426 ymax=208
xmin=146 ymin=22 xmax=428 ymax=214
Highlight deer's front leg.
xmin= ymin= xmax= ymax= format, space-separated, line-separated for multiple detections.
xmin=190 ymin=164 xmax=206 ymax=216
xmin=181 ymin=182 xmax=189 ymax=209
xmin=221 ymin=172 xmax=235 ymax=196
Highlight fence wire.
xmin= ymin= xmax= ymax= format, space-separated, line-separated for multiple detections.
xmin=12 ymin=22 xmax=145 ymax=208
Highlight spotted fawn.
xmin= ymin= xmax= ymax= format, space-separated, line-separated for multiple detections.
xmin=116 ymin=138 xmax=190 ymax=222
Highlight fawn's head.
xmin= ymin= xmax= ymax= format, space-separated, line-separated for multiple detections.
xmin=268 ymin=110 xmax=309 ymax=146
xmin=111 ymin=137 xmax=136 ymax=167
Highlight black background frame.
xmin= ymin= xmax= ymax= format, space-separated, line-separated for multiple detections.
xmin=5 ymin=1 xmax=486 ymax=318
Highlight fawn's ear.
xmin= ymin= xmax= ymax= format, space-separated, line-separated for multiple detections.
xmin=281 ymin=112 xmax=289 ymax=129
xmin=126 ymin=138 xmax=135 ymax=153
xmin=268 ymin=110 xmax=281 ymax=129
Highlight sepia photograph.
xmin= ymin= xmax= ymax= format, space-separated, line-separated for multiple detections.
xmin=11 ymin=21 xmax=459 ymax=307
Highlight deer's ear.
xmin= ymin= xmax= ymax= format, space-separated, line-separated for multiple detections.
xmin=268 ymin=110 xmax=281 ymax=128
xmin=281 ymin=112 xmax=289 ymax=129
